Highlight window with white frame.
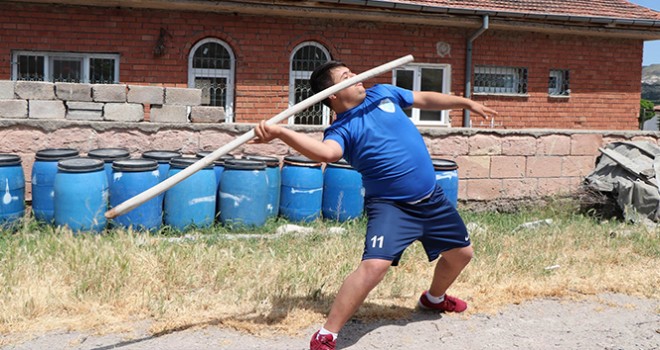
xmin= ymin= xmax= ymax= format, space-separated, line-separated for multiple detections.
xmin=393 ymin=64 xmax=451 ymax=126
xmin=549 ymin=69 xmax=570 ymax=96
xmin=474 ymin=66 xmax=528 ymax=95
xmin=188 ymin=38 xmax=235 ymax=122
xmin=289 ymin=42 xmax=331 ymax=125
xmin=12 ymin=51 xmax=119 ymax=83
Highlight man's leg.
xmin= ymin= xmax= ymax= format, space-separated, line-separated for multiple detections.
xmin=323 ymin=258 xmax=391 ymax=332
xmin=428 ymin=245 xmax=473 ymax=298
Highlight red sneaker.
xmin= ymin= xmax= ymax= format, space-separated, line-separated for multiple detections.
xmin=418 ymin=291 xmax=468 ymax=313
xmin=310 ymin=330 xmax=336 ymax=350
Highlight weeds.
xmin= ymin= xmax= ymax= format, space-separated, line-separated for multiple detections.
xmin=0 ymin=200 xmax=658 ymax=339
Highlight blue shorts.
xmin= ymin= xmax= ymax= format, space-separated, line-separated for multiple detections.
xmin=362 ymin=184 xmax=470 ymax=266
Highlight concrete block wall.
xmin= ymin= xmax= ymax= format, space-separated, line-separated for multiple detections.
xmin=0 ymin=80 xmax=225 ymax=123
xmin=0 ymin=119 xmax=655 ymax=205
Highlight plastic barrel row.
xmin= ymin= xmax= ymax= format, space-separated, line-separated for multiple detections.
xmin=1 ymin=148 xmax=460 ymax=232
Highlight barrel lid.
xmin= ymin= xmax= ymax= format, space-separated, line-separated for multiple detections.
xmin=35 ymin=148 xmax=79 ymax=161
xmin=0 ymin=153 xmax=21 ymax=166
xmin=224 ymin=159 xmax=266 ymax=171
xmin=112 ymin=158 xmax=158 ymax=172
xmin=57 ymin=158 xmax=104 ymax=173
xmin=141 ymin=150 xmax=182 ymax=163
xmin=327 ymin=158 xmax=353 ymax=169
xmin=169 ymin=156 xmax=213 ymax=169
xmin=432 ymin=158 xmax=458 ymax=171
xmin=283 ymin=155 xmax=321 ymax=167
xmin=88 ymin=148 xmax=130 ymax=162
xmin=242 ymin=155 xmax=280 ymax=167
xmin=195 ymin=151 xmax=235 ymax=165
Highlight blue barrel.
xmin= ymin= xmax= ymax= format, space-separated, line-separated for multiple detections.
xmin=109 ymin=159 xmax=162 ymax=231
xmin=432 ymin=158 xmax=459 ymax=208
xmin=31 ymin=148 xmax=79 ymax=222
xmin=322 ymin=159 xmax=364 ymax=222
xmin=88 ymin=148 xmax=130 ymax=185
xmin=54 ymin=158 xmax=108 ymax=233
xmin=195 ymin=151 xmax=235 ymax=188
xmin=163 ymin=157 xmax=216 ymax=230
xmin=0 ymin=154 xmax=25 ymax=227
xmin=280 ymin=156 xmax=323 ymax=223
xmin=219 ymin=159 xmax=268 ymax=228
xmin=141 ymin=150 xmax=182 ymax=181
xmin=243 ymin=155 xmax=280 ymax=218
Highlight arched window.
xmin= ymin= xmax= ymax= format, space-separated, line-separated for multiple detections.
xmin=289 ymin=42 xmax=331 ymax=125
xmin=188 ymin=38 xmax=235 ymax=122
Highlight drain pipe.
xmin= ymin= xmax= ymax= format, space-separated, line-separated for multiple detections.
xmin=463 ymin=15 xmax=489 ymax=127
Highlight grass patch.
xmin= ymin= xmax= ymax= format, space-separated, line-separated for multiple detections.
xmin=0 ymin=200 xmax=658 ymax=341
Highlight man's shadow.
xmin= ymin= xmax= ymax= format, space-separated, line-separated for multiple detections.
xmin=90 ymin=293 xmax=443 ymax=350
xmin=237 ymin=293 xmax=445 ymax=349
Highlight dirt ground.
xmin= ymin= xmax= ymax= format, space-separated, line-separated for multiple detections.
xmin=3 ymin=293 xmax=659 ymax=350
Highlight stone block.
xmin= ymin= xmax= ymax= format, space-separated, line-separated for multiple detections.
xmin=469 ymin=134 xmax=502 ymax=155
xmin=0 ymin=81 xmax=15 ymax=99
xmin=537 ymin=135 xmax=571 ymax=155
xmin=29 ymin=100 xmax=66 ymax=119
xmin=66 ymin=101 xmax=104 ymax=121
xmin=490 ymin=155 xmax=525 ymax=178
xmin=104 ymin=103 xmax=144 ymax=122
xmin=150 ymin=105 xmax=188 ymax=123
xmin=526 ymin=156 xmax=562 ymax=178
xmin=127 ymin=85 xmax=164 ymax=105
xmin=465 ymin=178 xmax=502 ymax=201
xmin=93 ymin=84 xmax=127 ymax=103
xmin=570 ymin=134 xmax=603 ymax=155
xmin=191 ymin=106 xmax=225 ymax=123
xmin=15 ymin=81 xmax=55 ymax=100
xmin=0 ymin=100 xmax=28 ymax=119
xmin=165 ymin=87 xmax=202 ymax=106
xmin=56 ymin=82 xmax=92 ymax=102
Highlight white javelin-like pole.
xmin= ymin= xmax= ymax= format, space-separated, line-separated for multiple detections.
xmin=105 ymin=54 xmax=414 ymax=219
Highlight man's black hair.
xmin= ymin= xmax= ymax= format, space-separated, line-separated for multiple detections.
xmin=309 ymin=60 xmax=347 ymax=107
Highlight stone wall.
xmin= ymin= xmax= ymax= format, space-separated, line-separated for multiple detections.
xmin=1 ymin=118 xmax=656 ymax=205
xmin=0 ymin=80 xmax=225 ymax=123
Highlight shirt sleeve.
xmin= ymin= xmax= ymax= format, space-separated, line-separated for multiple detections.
xmin=381 ymin=84 xmax=414 ymax=109
xmin=323 ymin=127 xmax=346 ymax=153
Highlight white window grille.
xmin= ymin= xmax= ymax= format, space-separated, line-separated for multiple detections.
xmin=474 ymin=66 xmax=528 ymax=95
xmin=188 ymin=38 xmax=235 ymax=122
xmin=393 ymin=64 xmax=451 ymax=126
xmin=289 ymin=42 xmax=331 ymax=125
xmin=549 ymin=69 xmax=570 ymax=96
xmin=11 ymin=51 xmax=119 ymax=83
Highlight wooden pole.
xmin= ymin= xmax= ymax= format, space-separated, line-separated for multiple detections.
xmin=105 ymin=54 xmax=414 ymax=219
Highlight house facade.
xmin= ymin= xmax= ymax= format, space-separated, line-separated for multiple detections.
xmin=1 ymin=0 xmax=660 ymax=129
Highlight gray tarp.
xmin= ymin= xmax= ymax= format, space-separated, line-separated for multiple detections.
xmin=584 ymin=141 xmax=660 ymax=224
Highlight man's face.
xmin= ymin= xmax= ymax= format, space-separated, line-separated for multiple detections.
xmin=329 ymin=66 xmax=366 ymax=105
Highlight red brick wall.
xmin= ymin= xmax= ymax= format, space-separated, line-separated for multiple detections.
xmin=0 ymin=2 xmax=643 ymax=129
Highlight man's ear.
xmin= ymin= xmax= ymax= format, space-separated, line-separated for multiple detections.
xmin=328 ymin=94 xmax=337 ymax=101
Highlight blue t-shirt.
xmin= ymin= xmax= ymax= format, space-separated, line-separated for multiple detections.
xmin=323 ymin=84 xmax=436 ymax=201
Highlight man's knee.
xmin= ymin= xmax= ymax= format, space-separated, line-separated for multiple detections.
xmin=358 ymin=259 xmax=391 ymax=284
xmin=445 ymin=245 xmax=473 ymax=267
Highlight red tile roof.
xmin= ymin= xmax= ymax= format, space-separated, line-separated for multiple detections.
xmin=385 ymin=0 xmax=660 ymax=21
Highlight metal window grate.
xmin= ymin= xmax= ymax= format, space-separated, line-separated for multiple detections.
xmin=191 ymin=41 xmax=232 ymax=113
xmin=192 ymin=42 xmax=231 ymax=70
xmin=549 ymin=69 xmax=570 ymax=96
xmin=90 ymin=58 xmax=116 ymax=84
xmin=474 ymin=66 xmax=528 ymax=95
xmin=16 ymin=55 xmax=45 ymax=81
xmin=291 ymin=44 xmax=329 ymax=125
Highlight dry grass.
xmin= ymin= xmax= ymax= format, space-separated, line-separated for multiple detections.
xmin=0 ymin=200 xmax=658 ymax=344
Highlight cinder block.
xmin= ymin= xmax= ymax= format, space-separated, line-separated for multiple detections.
xmin=15 ymin=81 xmax=55 ymax=100
xmin=191 ymin=106 xmax=225 ymax=123
xmin=104 ymin=103 xmax=144 ymax=122
xmin=66 ymin=101 xmax=104 ymax=120
xmin=29 ymin=100 xmax=66 ymax=119
xmin=165 ymin=87 xmax=202 ymax=106
xmin=93 ymin=84 xmax=127 ymax=103
xmin=0 ymin=80 xmax=15 ymax=99
xmin=127 ymin=85 xmax=164 ymax=105
xmin=150 ymin=105 xmax=188 ymax=123
xmin=56 ymin=82 xmax=92 ymax=102
xmin=0 ymin=100 xmax=28 ymax=119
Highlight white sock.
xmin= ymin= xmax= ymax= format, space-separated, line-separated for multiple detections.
xmin=426 ymin=292 xmax=445 ymax=304
xmin=318 ymin=327 xmax=338 ymax=341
